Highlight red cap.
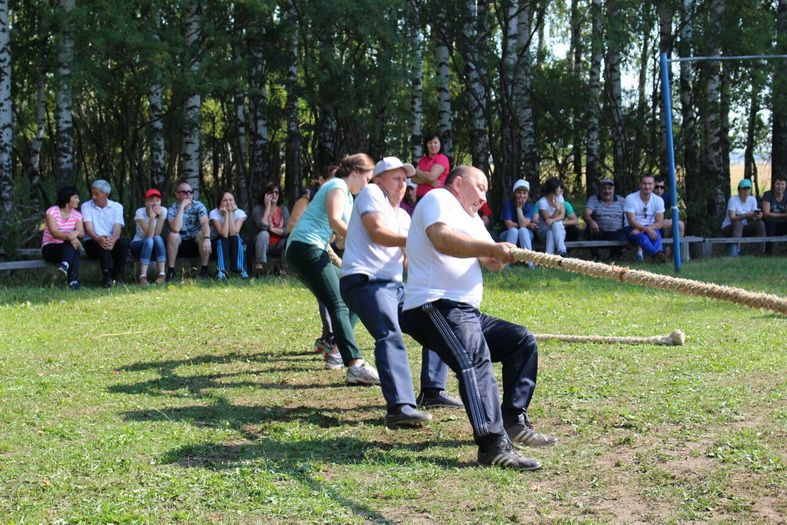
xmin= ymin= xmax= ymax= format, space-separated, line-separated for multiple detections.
xmin=144 ymin=189 xmax=162 ymax=199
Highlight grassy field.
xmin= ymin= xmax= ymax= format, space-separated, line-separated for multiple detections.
xmin=1 ymin=256 xmax=785 ymax=524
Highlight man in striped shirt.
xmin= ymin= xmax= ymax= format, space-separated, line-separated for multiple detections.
xmin=582 ymin=178 xmax=626 ymax=261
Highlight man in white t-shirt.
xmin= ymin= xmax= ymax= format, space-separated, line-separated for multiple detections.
xmin=624 ymin=174 xmax=666 ymax=263
xmin=400 ymin=165 xmax=556 ymax=471
xmin=720 ymin=178 xmax=765 ymax=256
xmin=340 ymin=157 xmax=459 ymax=428
xmin=81 ymin=179 xmax=130 ymax=287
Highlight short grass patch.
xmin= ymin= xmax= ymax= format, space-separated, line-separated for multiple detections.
xmin=1 ymin=256 xmax=785 ymax=523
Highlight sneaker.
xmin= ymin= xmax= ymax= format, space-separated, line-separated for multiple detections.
xmin=102 ymin=273 xmax=114 ymax=288
xmin=215 ymin=270 xmax=228 ymax=281
xmin=505 ymin=412 xmax=557 ymax=448
xmin=558 ymin=251 xmax=568 ymax=258
xmin=239 ymin=270 xmax=250 ymax=280
xmin=385 ymin=405 xmax=433 ymax=427
xmin=416 ymin=390 xmax=464 ymax=409
xmin=477 ymin=438 xmax=542 ymax=471
xmin=526 ymin=261 xmax=535 ymax=269
xmin=139 ymin=275 xmax=149 ymax=285
xmin=165 ymin=268 xmax=176 ymax=283
xmin=634 ymin=254 xmax=644 ymax=263
xmin=68 ymin=280 xmax=80 ymax=291
xmin=313 ymin=338 xmax=332 ymax=355
xmin=155 ymin=273 xmax=166 ymax=285
xmin=323 ymin=351 xmax=344 ymax=370
xmin=57 ymin=261 xmax=69 ymax=278
xmin=346 ymin=361 xmax=380 ymax=385
xmin=199 ymin=267 xmax=211 ymax=279
xmin=654 ymin=251 xmax=666 ymax=263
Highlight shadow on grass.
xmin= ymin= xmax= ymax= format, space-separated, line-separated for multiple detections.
xmin=163 ymin=435 xmax=466 ymax=525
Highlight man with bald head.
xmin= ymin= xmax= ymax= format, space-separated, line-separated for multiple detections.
xmin=400 ymin=165 xmax=556 ymax=471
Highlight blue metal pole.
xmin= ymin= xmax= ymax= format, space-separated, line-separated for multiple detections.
xmin=660 ymin=52 xmax=681 ymax=272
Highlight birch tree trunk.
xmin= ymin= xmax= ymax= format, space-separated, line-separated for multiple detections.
xmin=498 ymin=0 xmax=518 ymax=190
xmin=773 ymin=0 xmax=787 ymax=182
xmin=29 ymin=77 xmax=47 ymax=210
xmin=462 ymin=0 xmax=490 ymax=174
xmin=605 ymin=0 xmax=626 ymax=186
xmin=250 ymin=45 xmax=269 ymax=197
xmin=719 ymin=63 xmax=731 ymax=184
xmin=586 ymin=0 xmax=603 ymax=187
xmin=0 ymin=0 xmax=12 ymax=212
xmin=570 ymin=0 xmax=583 ymax=191
xmin=284 ymin=0 xmax=302 ymax=207
xmin=656 ymin=1 xmax=673 ymax=177
xmin=515 ymin=0 xmax=538 ymax=192
xmin=234 ymin=88 xmax=249 ymax=210
xmin=679 ymin=0 xmax=699 ymax=206
xmin=56 ymin=0 xmax=75 ymax=188
xmin=149 ymin=8 xmax=165 ymax=190
xmin=744 ymin=78 xmax=759 ymax=189
xmin=181 ymin=1 xmax=202 ymax=193
xmin=434 ymin=20 xmax=453 ymax=157
xmin=410 ymin=7 xmax=424 ymax=162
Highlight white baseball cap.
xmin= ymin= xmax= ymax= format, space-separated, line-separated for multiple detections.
xmin=374 ymin=156 xmax=416 ymax=178
xmin=513 ymin=179 xmax=530 ymax=192
xmin=406 ymin=179 xmax=417 ymax=189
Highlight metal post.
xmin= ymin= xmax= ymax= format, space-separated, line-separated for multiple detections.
xmin=660 ymin=52 xmax=682 ymax=272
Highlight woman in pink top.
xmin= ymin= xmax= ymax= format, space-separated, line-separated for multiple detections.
xmin=41 ymin=186 xmax=84 ymax=290
xmin=413 ymin=132 xmax=450 ymax=200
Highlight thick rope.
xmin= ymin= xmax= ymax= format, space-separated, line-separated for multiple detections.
xmin=510 ymin=248 xmax=787 ymax=316
xmin=535 ymin=330 xmax=685 ymax=346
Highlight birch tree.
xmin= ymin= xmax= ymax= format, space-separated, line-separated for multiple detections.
xmin=773 ymin=0 xmax=787 ymax=181
xmin=409 ymin=0 xmax=423 ymax=162
xmin=0 ymin=0 xmax=12 ymax=212
xmin=462 ymin=0 xmax=490 ymax=174
xmin=586 ymin=0 xmax=603 ymax=186
xmin=678 ymin=0 xmax=699 ymax=201
xmin=569 ymin=0 xmax=583 ymax=190
xmin=284 ymin=0 xmax=302 ymax=206
xmin=148 ymin=7 xmax=165 ymax=190
xmin=181 ymin=1 xmax=202 ymax=192
xmin=605 ymin=0 xmax=626 ymax=185
xmin=55 ymin=0 xmax=75 ymax=188
xmin=249 ymin=41 xmax=269 ymax=199
xmin=513 ymin=0 xmax=538 ymax=191
xmin=434 ymin=14 xmax=453 ymax=157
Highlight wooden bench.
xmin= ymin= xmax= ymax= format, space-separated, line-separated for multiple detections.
xmin=564 ymin=236 xmax=705 ymax=262
xmin=698 ymin=235 xmax=787 ymax=257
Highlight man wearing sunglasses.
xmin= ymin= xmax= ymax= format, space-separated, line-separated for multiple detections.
xmin=653 ymin=176 xmax=685 ymax=242
xmin=166 ymin=181 xmax=211 ymax=281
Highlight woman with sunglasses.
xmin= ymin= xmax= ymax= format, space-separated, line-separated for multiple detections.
xmin=252 ymin=182 xmax=289 ymax=274
xmin=286 ymin=153 xmax=380 ymax=386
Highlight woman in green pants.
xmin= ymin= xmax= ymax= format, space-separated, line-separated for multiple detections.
xmin=286 ymin=153 xmax=380 ymax=385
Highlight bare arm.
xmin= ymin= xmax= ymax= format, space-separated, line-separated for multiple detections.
xmin=362 ymin=212 xmax=406 ymax=247
xmin=325 ymin=187 xmax=348 ymax=238
xmin=413 ymin=163 xmax=445 ymax=185
xmin=583 ymin=207 xmax=599 ymax=232
xmin=45 ymin=214 xmax=77 ymax=242
xmin=287 ymin=199 xmax=308 ymax=234
xmin=425 ymin=222 xmax=514 ymax=271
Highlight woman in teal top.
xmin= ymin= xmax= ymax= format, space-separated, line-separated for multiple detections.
xmin=286 ymin=153 xmax=381 ymax=386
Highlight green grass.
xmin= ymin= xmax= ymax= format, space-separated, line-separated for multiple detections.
xmin=1 ymin=256 xmax=785 ymax=524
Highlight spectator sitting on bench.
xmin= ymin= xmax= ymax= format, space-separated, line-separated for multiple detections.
xmin=582 ymin=178 xmax=626 ymax=262
xmin=500 ymin=179 xmax=537 ymax=267
xmin=131 ymin=188 xmax=167 ymax=285
xmin=166 ymin=181 xmax=211 ymax=281
xmin=252 ymin=182 xmax=289 ymax=274
xmin=209 ymin=191 xmax=249 ymax=280
xmin=537 ymin=177 xmax=568 ymax=257
xmin=558 ymin=183 xmax=580 ymax=243
xmin=762 ymin=175 xmax=786 ymax=254
xmin=400 ymin=179 xmax=417 ymax=217
xmin=652 ymin=176 xmax=685 ymax=241
xmin=82 ymin=179 xmax=130 ymax=287
xmin=721 ymin=178 xmax=765 ymax=257
xmin=41 ymin=186 xmax=84 ymax=290
xmin=624 ymin=174 xmax=666 ymax=263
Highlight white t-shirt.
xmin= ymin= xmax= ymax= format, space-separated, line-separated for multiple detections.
xmin=81 ymin=199 xmax=125 ymax=240
xmin=209 ymin=208 xmax=248 ymax=239
xmin=721 ymin=195 xmax=758 ymax=228
xmin=623 ymin=192 xmax=664 ymax=227
xmin=341 ymin=184 xmax=410 ymax=281
xmin=536 ymin=195 xmax=563 ymax=216
xmin=132 ymin=207 xmax=165 ymax=242
xmin=403 ymin=188 xmax=492 ymax=311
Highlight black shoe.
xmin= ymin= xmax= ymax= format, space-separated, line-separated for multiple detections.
xmin=505 ymin=412 xmax=557 ymax=448
xmin=165 ymin=268 xmax=176 ymax=283
xmin=416 ymin=390 xmax=464 ymax=409
xmin=558 ymin=251 xmax=568 ymax=258
xmin=102 ymin=273 xmax=114 ymax=288
xmin=385 ymin=405 xmax=433 ymax=427
xmin=654 ymin=251 xmax=666 ymax=263
xmin=477 ymin=438 xmax=541 ymax=471
xmin=199 ymin=267 xmax=211 ymax=279
xmin=68 ymin=280 xmax=80 ymax=291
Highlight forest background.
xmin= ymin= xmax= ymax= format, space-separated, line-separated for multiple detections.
xmin=0 ymin=0 xmax=785 ymax=250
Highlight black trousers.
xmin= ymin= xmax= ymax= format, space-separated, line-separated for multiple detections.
xmin=41 ymin=242 xmax=80 ymax=281
xmin=84 ymin=238 xmax=130 ymax=277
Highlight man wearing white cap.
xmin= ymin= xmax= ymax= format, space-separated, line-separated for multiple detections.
xmin=499 ymin=179 xmax=537 ymax=267
xmin=81 ymin=179 xmax=130 ymax=287
xmin=340 ymin=157 xmax=459 ymax=427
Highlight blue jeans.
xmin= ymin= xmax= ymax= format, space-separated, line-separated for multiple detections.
xmin=214 ymin=235 xmax=245 ymax=273
xmin=340 ymin=275 xmax=449 ymax=408
xmin=501 ymin=227 xmax=534 ymax=250
xmin=400 ymin=299 xmax=539 ymax=448
xmin=625 ymin=226 xmax=663 ymax=256
xmin=130 ymin=236 xmax=166 ymax=265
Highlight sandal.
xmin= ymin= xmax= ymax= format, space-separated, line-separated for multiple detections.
xmin=139 ymin=275 xmax=149 ymax=285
